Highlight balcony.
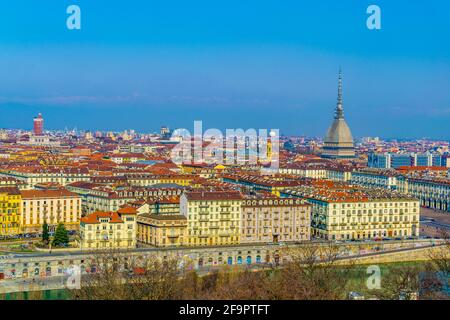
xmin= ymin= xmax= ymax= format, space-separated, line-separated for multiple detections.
xmin=219 ymin=232 xmax=231 ymax=237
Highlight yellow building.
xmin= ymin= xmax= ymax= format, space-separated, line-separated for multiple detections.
xmin=180 ymin=190 xmax=243 ymax=246
xmin=137 ymin=214 xmax=187 ymax=247
xmin=80 ymin=206 xmax=137 ymax=249
xmin=0 ymin=187 xmax=21 ymax=236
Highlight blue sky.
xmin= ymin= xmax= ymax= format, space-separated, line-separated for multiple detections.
xmin=0 ymin=0 xmax=449 ymax=139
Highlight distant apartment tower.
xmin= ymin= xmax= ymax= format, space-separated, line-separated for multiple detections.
xmin=369 ymin=152 xmax=448 ymax=169
xmin=368 ymin=153 xmax=392 ymax=168
xmin=33 ymin=113 xmax=44 ymax=136
xmin=413 ymin=153 xmax=433 ymax=167
xmin=391 ymin=154 xmax=414 ymax=168
xmin=432 ymin=155 xmax=449 ymax=167
xmin=160 ymin=126 xmax=171 ymax=139
xmin=368 ymin=153 xmax=411 ymax=169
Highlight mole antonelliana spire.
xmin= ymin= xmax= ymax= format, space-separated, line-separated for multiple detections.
xmin=321 ymin=69 xmax=356 ymax=159
xmin=335 ymin=68 xmax=344 ymax=119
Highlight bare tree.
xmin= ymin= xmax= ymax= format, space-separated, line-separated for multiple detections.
xmin=422 ymin=230 xmax=450 ymax=300
xmin=374 ymin=264 xmax=422 ymax=300
xmin=276 ymin=243 xmax=355 ymax=299
xmin=70 ymin=249 xmax=184 ymax=300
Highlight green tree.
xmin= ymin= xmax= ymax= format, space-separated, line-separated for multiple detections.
xmin=42 ymin=221 xmax=50 ymax=244
xmin=52 ymin=223 xmax=69 ymax=247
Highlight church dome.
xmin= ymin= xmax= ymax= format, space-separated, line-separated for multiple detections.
xmin=324 ymin=118 xmax=354 ymax=144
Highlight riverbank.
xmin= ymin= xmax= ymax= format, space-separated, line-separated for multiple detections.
xmin=0 ymin=260 xmax=433 ymax=300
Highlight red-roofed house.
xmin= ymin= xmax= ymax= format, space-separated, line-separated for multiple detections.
xmin=80 ymin=208 xmax=137 ymax=249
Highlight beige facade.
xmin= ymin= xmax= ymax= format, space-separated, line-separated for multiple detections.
xmin=241 ymin=197 xmax=311 ymax=244
xmin=0 ymin=168 xmax=89 ymax=188
xmin=314 ymin=199 xmax=420 ymax=240
xmin=80 ymin=207 xmax=137 ymax=249
xmin=286 ymin=187 xmax=420 ymax=240
xmin=20 ymin=189 xmax=82 ymax=233
xmin=137 ymin=214 xmax=187 ymax=247
xmin=326 ymin=169 xmax=352 ymax=182
xmin=279 ymin=166 xmax=327 ymax=179
xmin=180 ymin=191 xmax=242 ymax=246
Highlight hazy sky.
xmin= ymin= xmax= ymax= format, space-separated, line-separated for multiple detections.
xmin=0 ymin=0 xmax=449 ymax=139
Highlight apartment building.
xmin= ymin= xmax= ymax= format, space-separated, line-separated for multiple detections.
xmin=79 ymin=206 xmax=137 ymax=249
xmin=350 ymin=168 xmax=399 ymax=190
xmin=136 ymin=214 xmax=187 ymax=247
xmin=180 ymin=190 xmax=243 ymax=246
xmin=397 ymin=176 xmax=450 ymax=212
xmin=0 ymin=186 xmax=21 ymax=236
xmin=241 ymin=196 xmax=311 ymax=244
xmin=283 ymin=185 xmax=420 ymax=240
xmin=278 ymin=163 xmax=328 ymax=179
xmin=0 ymin=167 xmax=90 ymax=188
xmin=20 ymin=189 xmax=82 ymax=233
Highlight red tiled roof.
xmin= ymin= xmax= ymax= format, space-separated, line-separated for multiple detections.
xmin=117 ymin=206 xmax=138 ymax=215
xmin=80 ymin=211 xmax=123 ymax=224
xmin=20 ymin=189 xmax=79 ymax=199
xmin=185 ymin=190 xmax=243 ymax=201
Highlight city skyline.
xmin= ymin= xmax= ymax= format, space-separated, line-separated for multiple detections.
xmin=1 ymin=0 xmax=450 ymax=305
xmin=0 ymin=1 xmax=449 ymax=139
xmin=1 ymin=110 xmax=450 ymax=141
